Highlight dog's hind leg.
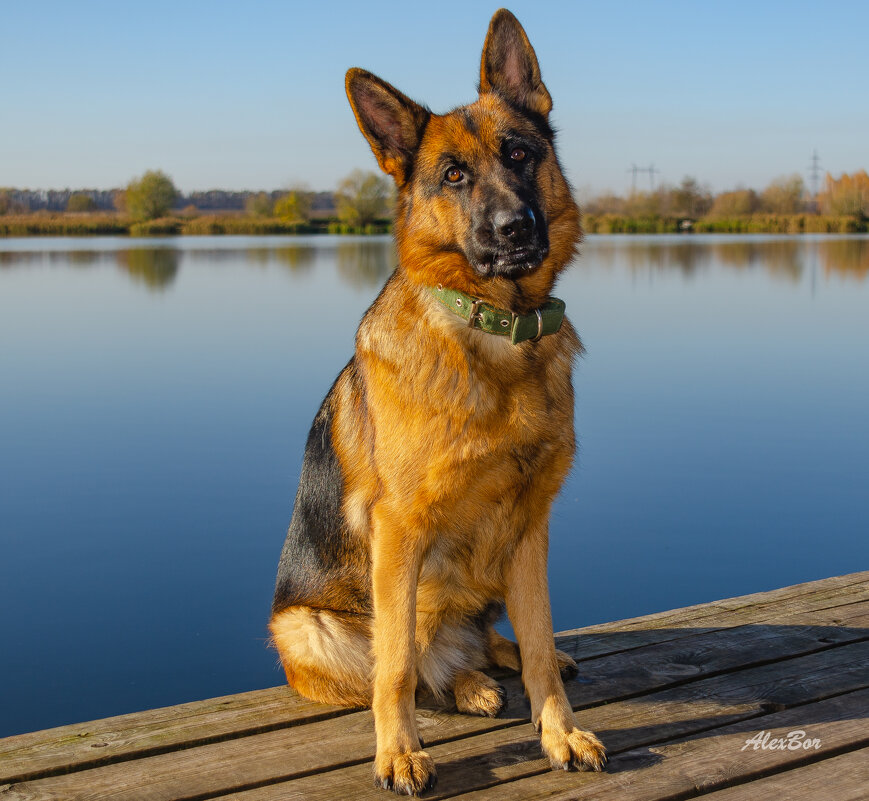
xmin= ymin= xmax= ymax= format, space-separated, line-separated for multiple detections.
xmin=487 ymin=627 xmax=578 ymax=680
xmin=486 ymin=628 xmax=522 ymax=671
xmin=269 ymin=605 xmax=372 ymax=707
xmin=452 ymin=669 xmax=506 ymax=717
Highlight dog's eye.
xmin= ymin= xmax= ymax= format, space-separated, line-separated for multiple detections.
xmin=510 ymin=147 xmax=526 ymax=162
xmin=445 ymin=167 xmax=464 ymax=184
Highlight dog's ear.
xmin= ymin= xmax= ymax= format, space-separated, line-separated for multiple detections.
xmin=345 ymin=69 xmax=430 ymax=186
xmin=479 ymin=9 xmax=552 ymax=117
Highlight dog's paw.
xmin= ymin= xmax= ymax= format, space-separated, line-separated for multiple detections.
xmin=374 ymin=749 xmax=437 ymax=796
xmin=555 ymin=649 xmax=578 ymax=681
xmin=541 ymin=726 xmax=607 ymax=772
xmin=453 ymin=669 xmax=506 ymax=717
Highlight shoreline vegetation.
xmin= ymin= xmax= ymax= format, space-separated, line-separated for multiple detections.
xmin=2 ymin=168 xmax=867 ymax=237
xmin=0 ymin=212 xmax=865 ymax=238
xmin=0 ymin=213 xmax=390 ymax=238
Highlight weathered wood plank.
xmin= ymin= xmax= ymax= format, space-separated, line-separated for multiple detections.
xmin=570 ymin=571 xmax=868 ymax=637
xmin=696 ymin=748 xmax=869 ymax=801
xmin=212 ymin=639 xmax=869 ymax=801
xmin=564 ymin=573 xmax=869 ymax=662
xmin=0 ymin=686 xmax=351 ymax=784
xmin=2 ymin=572 xmax=863 ymax=784
xmin=7 ymin=625 xmax=868 ymax=801
xmin=448 ymin=688 xmax=869 ymax=801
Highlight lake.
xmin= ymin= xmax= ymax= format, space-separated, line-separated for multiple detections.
xmin=1 ymin=234 xmax=867 ymax=737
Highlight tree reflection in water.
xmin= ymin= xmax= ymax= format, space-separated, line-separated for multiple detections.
xmin=116 ymin=248 xmax=180 ymax=290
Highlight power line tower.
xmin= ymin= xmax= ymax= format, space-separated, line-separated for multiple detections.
xmin=627 ymin=163 xmax=660 ymax=193
xmin=628 ymin=163 xmax=640 ymax=193
xmin=808 ymin=149 xmax=822 ymax=203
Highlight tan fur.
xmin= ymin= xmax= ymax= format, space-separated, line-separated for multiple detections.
xmin=268 ymin=607 xmax=371 ymax=707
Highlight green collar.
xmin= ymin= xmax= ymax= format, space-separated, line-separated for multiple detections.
xmin=427 ymin=284 xmax=566 ymax=345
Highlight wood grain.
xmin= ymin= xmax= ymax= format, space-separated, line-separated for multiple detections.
xmin=696 ymin=748 xmax=869 ymax=801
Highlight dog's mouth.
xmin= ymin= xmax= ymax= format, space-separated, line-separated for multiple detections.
xmin=473 ymin=245 xmax=549 ymax=278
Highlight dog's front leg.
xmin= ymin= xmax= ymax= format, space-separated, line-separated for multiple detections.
xmin=505 ymin=524 xmax=607 ymax=772
xmin=371 ymin=507 xmax=436 ymax=795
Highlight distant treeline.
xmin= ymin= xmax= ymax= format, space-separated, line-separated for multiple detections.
xmin=2 ymin=169 xmax=867 ymax=236
xmin=582 ymin=172 xmax=869 ymax=231
xmin=0 ymin=187 xmax=337 ymax=216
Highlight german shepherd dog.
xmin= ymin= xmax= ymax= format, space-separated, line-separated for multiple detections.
xmin=270 ymin=8 xmax=606 ymax=794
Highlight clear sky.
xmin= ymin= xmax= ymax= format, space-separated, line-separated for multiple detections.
xmin=2 ymin=0 xmax=866 ymax=196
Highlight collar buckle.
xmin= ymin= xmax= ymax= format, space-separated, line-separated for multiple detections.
xmin=467 ymin=298 xmax=483 ymax=328
xmin=530 ymin=308 xmax=544 ymax=342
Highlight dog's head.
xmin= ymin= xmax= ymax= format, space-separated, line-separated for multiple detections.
xmin=346 ymin=9 xmax=580 ymax=311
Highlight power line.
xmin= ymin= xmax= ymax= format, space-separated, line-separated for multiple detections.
xmin=627 ymin=163 xmax=660 ymax=193
xmin=808 ymin=149 xmax=822 ymax=198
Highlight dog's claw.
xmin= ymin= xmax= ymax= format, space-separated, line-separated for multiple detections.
xmin=374 ymin=750 xmax=436 ymax=796
xmin=494 ymin=683 xmax=507 ymax=715
xmin=561 ymin=663 xmax=579 ymax=681
xmin=375 ymin=775 xmax=393 ymax=790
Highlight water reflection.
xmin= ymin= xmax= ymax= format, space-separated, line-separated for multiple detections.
xmin=66 ymin=250 xmax=102 ymax=268
xmin=0 ymin=236 xmax=866 ymax=290
xmin=272 ymin=246 xmax=317 ymax=273
xmin=712 ymin=240 xmax=804 ymax=282
xmin=335 ymin=240 xmax=397 ymax=287
xmin=820 ymin=237 xmax=869 ymax=280
xmin=116 ymin=248 xmax=180 ymax=290
xmin=585 ymin=239 xmax=710 ymax=275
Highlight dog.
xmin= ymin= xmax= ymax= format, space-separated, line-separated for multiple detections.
xmin=270 ymin=8 xmax=607 ymax=795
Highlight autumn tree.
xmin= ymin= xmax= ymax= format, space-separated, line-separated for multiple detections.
xmin=818 ymin=171 xmax=869 ymax=218
xmin=67 ymin=193 xmax=97 ymax=212
xmin=274 ymin=188 xmax=312 ymax=223
xmin=245 ymin=192 xmax=274 ymax=217
xmin=623 ymin=189 xmax=665 ymax=218
xmin=123 ymin=170 xmax=178 ymax=220
xmin=336 ymin=170 xmax=393 ymax=227
xmin=582 ymin=192 xmax=626 ymax=216
xmin=710 ymin=188 xmax=760 ymax=217
xmin=760 ymin=174 xmax=804 ymax=214
xmin=670 ymin=177 xmax=713 ymax=219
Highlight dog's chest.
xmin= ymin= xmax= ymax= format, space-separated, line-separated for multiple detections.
xmin=415 ymin=420 xmax=563 ymax=614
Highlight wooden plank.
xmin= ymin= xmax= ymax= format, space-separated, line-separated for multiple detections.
xmin=0 ymin=686 xmax=351 ymax=784
xmin=7 ymin=625 xmax=868 ymax=801
xmin=2 ymin=573 xmax=863 ymax=783
xmin=570 ymin=571 xmax=868 ymax=636
xmin=557 ymin=597 xmax=869 ymax=709
xmin=211 ymin=639 xmax=869 ymax=801
xmin=448 ymin=688 xmax=869 ymax=801
xmin=562 ymin=572 xmax=869 ymax=661
xmin=695 ymin=748 xmax=869 ymax=801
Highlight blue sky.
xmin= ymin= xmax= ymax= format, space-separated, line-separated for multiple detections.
xmin=2 ymin=0 xmax=866 ymax=195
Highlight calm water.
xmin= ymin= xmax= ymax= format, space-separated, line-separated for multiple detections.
xmin=1 ymin=234 xmax=867 ymax=737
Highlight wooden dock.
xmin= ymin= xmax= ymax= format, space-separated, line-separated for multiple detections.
xmin=2 ymin=571 xmax=867 ymax=800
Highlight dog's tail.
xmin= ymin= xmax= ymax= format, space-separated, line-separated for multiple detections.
xmin=269 ymin=606 xmax=372 ymax=707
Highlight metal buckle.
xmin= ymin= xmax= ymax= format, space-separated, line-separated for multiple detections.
xmin=467 ymin=298 xmax=483 ymax=328
xmin=530 ymin=308 xmax=544 ymax=342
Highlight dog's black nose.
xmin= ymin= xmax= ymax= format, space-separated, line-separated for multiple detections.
xmin=494 ymin=207 xmax=535 ymax=245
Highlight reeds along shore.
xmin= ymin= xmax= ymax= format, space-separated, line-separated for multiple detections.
xmin=0 ymin=214 xmax=391 ymax=237
xmin=0 ymin=212 xmax=866 ymax=237
xmin=583 ymin=214 xmax=867 ymax=234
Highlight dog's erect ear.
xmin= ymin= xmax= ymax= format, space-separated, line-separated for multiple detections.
xmin=479 ymin=9 xmax=552 ymax=117
xmin=345 ymin=69 xmax=430 ymax=186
